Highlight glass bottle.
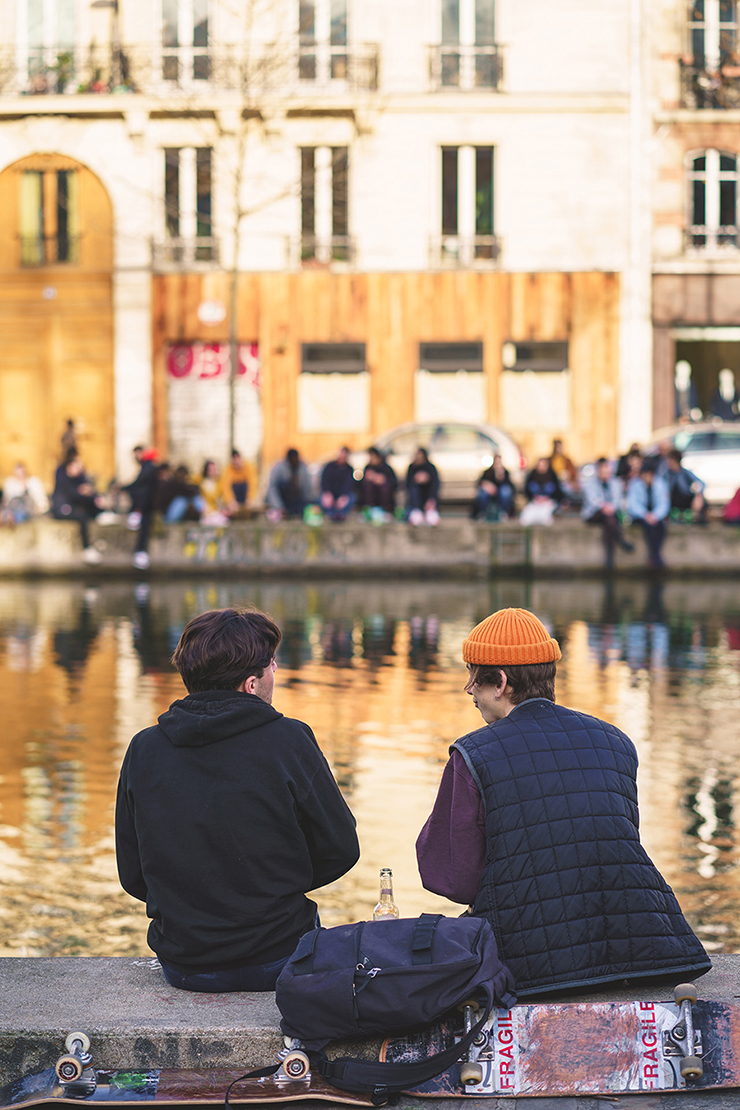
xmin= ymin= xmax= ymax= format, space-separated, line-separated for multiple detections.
xmin=373 ymin=867 xmax=400 ymax=920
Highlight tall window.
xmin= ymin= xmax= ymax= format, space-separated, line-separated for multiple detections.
xmin=26 ymin=0 xmax=77 ymax=92
xmin=440 ymin=145 xmax=496 ymax=263
xmin=689 ymin=0 xmax=737 ymax=69
xmin=298 ymin=0 xmax=349 ymax=82
xmin=300 ymin=146 xmax=350 ymax=263
xmin=19 ymin=169 xmax=79 ymax=265
xmin=438 ymin=0 xmax=499 ymax=89
xmin=688 ymin=149 xmax=739 ymax=250
xmin=162 ymin=0 xmax=210 ymax=83
xmin=163 ymin=148 xmax=214 ymax=263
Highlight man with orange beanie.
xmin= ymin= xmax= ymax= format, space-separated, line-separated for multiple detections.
xmin=416 ymin=608 xmax=710 ymax=997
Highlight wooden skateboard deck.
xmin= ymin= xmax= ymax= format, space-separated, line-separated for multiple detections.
xmin=381 ymin=997 xmax=740 ymax=1097
xmin=0 ymin=1067 xmax=374 ymax=1108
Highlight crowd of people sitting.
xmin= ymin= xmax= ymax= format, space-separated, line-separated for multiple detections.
xmin=472 ymin=437 xmax=708 ymax=571
xmin=0 ymin=425 xmax=724 ymax=570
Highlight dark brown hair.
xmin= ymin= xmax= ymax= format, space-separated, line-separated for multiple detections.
xmin=171 ymin=607 xmax=281 ymax=694
xmin=466 ymin=662 xmax=556 ymax=705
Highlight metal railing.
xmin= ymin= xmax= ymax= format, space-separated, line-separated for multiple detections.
xmin=431 ymin=235 xmax=502 ymax=268
xmin=679 ymin=59 xmax=740 ymax=109
xmin=287 ymin=235 xmax=356 ymax=267
xmin=296 ymin=44 xmax=379 ymax=91
xmin=151 ymin=237 xmax=220 ymax=269
xmin=428 ymin=44 xmax=503 ymax=91
xmin=19 ymin=234 xmax=80 ymax=266
xmin=0 ymin=42 xmax=381 ymax=97
xmin=684 ymin=225 xmax=740 ymax=252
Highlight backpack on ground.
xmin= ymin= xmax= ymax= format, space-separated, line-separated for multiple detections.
xmin=274 ymin=913 xmax=516 ymax=1100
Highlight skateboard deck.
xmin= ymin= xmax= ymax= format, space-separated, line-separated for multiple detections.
xmin=381 ymin=997 xmax=740 ymax=1097
xmin=0 ymin=1067 xmax=374 ymax=1108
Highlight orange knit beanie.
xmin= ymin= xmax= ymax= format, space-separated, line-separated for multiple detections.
xmin=462 ymin=608 xmax=561 ymax=666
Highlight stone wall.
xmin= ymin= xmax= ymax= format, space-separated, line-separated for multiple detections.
xmin=1 ymin=517 xmax=740 ymax=576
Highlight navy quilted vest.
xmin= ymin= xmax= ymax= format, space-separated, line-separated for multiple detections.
xmin=454 ymin=698 xmax=711 ymax=996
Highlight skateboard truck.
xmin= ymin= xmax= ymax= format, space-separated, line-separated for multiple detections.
xmin=55 ymin=1032 xmax=97 ymax=1098
xmin=457 ymin=1000 xmax=484 ymax=1086
xmin=664 ymin=984 xmax=704 ymax=1080
xmin=276 ymin=1037 xmax=311 ymax=1083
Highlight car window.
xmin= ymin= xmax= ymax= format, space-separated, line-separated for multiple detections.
xmin=432 ymin=426 xmax=483 ymax=452
xmin=386 ymin=428 xmax=433 ymax=454
xmin=714 ymin=429 xmax=740 ymax=449
xmin=675 ymin=431 xmax=715 ymax=452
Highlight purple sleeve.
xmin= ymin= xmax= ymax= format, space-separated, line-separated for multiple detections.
xmin=416 ymin=749 xmax=486 ymax=905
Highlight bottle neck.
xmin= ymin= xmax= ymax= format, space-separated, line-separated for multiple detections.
xmin=379 ymin=870 xmax=394 ymax=901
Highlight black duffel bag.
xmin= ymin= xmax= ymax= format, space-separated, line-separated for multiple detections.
xmin=272 ymin=913 xmax=517 ymax=1100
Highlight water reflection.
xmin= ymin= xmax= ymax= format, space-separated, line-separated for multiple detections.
xmin=0 ymin=577 xmax=739 ymax=957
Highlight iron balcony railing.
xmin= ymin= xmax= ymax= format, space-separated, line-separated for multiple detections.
xmin=296 ymin=44 xmax=379 ymax=91
xmin=0 ymin=43 xmax=381 ymax=97
xmin=431 ymin=235 xmax=502 ymax=268
xmin=679 ymin=58 xmax=740 ymax=109
xmin=151 ymin=237 xmax=220 ymax=270
xmin=288 ymin=235 xmax=356 ymax=268
xmin=19 ymin=234 xmax=80 ymax=266
xmin=684 ymin=225 xmax=740 ymax=252
xmin=428 ymin=44 xmax=503 ymax=91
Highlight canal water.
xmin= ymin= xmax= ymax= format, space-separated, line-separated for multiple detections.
xmin=0 ymin=576 xmax=738 ymax=960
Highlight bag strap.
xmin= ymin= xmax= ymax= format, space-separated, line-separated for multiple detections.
xmin=410 ymin=913 xmax=441 ymax=964
xmin=315 ymin=982 xmax=494 ymax=1103
xmin=290 ymin=928 xmax=320 ymax=975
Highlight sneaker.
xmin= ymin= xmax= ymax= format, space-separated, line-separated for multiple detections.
xmin=83 ymin=546 xmax=102 ymax=565
xmin=408 ymin=508 xmax=425 ymax=526
xmin=425 ymin=509 xmax=440 ymax=526
xmin=132 ymin=551 xmax=150 ymax=569
xmin=127 ymin=512 xmax=142 ymax=530
xmin=96 ymin=511 xmax=119 ymax=525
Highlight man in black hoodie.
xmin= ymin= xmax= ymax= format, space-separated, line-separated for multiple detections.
xmin=115 ymin=607 xmax=360 ymax=991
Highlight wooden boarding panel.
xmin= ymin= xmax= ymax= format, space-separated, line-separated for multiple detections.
xmin=381 ymin=999 xmax=740 ymax=1097
xmin=0 ymin=1068 xmax=373 ymax=1108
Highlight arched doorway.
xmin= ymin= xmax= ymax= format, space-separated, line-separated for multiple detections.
xmin=0 ymin=154 xmax=114 ymax=489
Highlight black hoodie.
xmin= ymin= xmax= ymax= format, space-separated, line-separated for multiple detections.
xmin=115 ymin=689 xmax=359 ymax=971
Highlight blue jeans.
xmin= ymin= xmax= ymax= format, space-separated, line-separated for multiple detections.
xmin=164 ymin=495 xmax=205 ymax=524
xmin=471 ymin=484 xmax=514 ymax=520
xmin=159 ymin=954 xmax=289 ymax=993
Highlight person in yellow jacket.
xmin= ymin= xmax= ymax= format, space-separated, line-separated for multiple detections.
xmin=220 ymin=449 xmax=257 ymax=516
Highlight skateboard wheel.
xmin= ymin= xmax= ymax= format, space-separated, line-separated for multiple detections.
xmin=460 ymin=1062 xmax=483 ymax=1085
xmin=64 ymin=1032 xmax=91 ymax=1054
xmin=457 ymin=998 xmax=480 ymax=1013
xmin=674 ymin=984 xmax=698 ymax=1005
xmin=55 ymin=1055 xmax=83 ymax=1083
xmin=680 ymin=1055 xmax=703 ymax=1079
xmin=282 ymin=1050 xmax=310 ymax=1080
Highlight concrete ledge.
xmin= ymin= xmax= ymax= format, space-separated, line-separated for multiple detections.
xmin=2 ymin=955 xmax=740 ymax=1088
xmin=1 ymin=517 xmax=740 ymax=576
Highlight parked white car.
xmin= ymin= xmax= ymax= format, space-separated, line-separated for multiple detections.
xmin=347 ymin=421 xmax=527 ymax=502
xmin=647 ymin=422 xmax=740 ymax=504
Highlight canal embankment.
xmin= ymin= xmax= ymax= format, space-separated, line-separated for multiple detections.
xmin=2 ymin=517 xmax=740 ymax=576
xmin=2 ymin=955 xmax=740 ymax=1093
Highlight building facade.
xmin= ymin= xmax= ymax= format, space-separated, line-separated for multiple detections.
xmin=0 ymin=0 xmax=650 ymax=487
xmin=652 ymin=0 xmax=740 ymax=431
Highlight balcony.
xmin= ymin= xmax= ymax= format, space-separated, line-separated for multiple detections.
xmin=679 ymin=58 xmax=740 ymax=109
xmin=0 ymin=43 xmax=381 ymax=99
xmin=296 ymin=44 xmax=379 ymax=92
xmin=151 ymin=237 xmax=219 ymax=270
xmin=288 ymin=235 xmax=356 ymax=268
xmin=431 ymin=235 xmax=502 ymax=268
xmin=428 ymin=45 xmax=503 ymax=91
xmin=19 ymin=234 xmax=80 ymax=266
xmin=684 ymin=225 xmax=740 ymax=253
